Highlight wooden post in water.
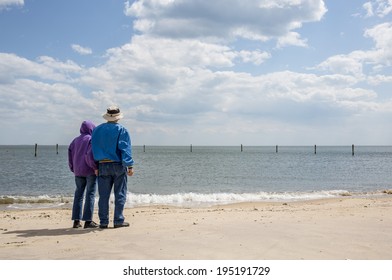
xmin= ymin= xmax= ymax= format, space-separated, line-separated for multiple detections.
xmin=143 ymin=145 xmax=146 ymax=152
xmin=276 ymin=145 xmax=278 ymax=153
xmin=34 ymin=143 xmax=38 ymax=157
xmin=314 ymin=145 xmax=317 ymax=154
xmin=352 ymin=144 xmax=355 ymax=156
xmin=56 ymin=144 xmax=59 ymax=154
xmin=241 ymin=144 xmax=243 ymax=152
xmin=190 ymin=144 xmax=193 ymax=152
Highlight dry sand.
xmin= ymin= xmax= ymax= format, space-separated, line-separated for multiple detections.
xmin=1 ymin=196 xmax=392 ymax=260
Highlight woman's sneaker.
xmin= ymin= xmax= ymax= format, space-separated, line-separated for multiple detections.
xmin=73 ymin=220 xmax=82 ymax=228
xmin=114 ymin=222 xmax=130 ymax=228
xmin=84 ymin=221 xmax=99 ymax=229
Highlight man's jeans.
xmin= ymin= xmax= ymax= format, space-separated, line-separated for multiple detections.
xmin=72 ymin=175 xmax=97 ymax=221
xmin=98 ymin=162 xmax=128 ymax=226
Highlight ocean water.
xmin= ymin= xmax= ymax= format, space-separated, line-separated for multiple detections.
xmin=1 ymin=145 xmax=392 ymax=209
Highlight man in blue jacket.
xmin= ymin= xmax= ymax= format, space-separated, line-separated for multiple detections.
xmin=68 ymin=120 xmax=99 ymax=229
xmin=92 ymin=106 xmax=134 ymax=229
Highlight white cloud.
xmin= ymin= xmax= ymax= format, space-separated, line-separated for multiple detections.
xmin=363 ymin=0 xmax=392 ymax=18
xmin=363 ymin=2 xmax=375 ymax=17
xmin=71 ymin=44 xmax=93 ymax=55
xmin=0 ymin=53 xmax=94 ymax=141
xmin=315 ymin=22 xmax=392 ymax=76
xmin=363 ymin=22 xmax=392 ymax=66
xmin=367 ymin=74 xmax=392 ymax=85
xmin=0 ymin=53 xmax=82 ymax=83
xmin=277 ymin=31 xmax=308 ymax=48
xmin=237 ymin=50 xmax=271 ymax=65
xmin=0 ymin=0 xmax=23 ymax=10
xmin=124 ymin=0 xmax=327 ymax=47
xmin=315 ymin=53 xmax=365 ymax=77
xmin=78 ymin=34 xmax=378 ymax=128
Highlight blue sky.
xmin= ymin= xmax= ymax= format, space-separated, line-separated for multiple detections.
xmin=1 ymin=0 xmax=392 ymax=145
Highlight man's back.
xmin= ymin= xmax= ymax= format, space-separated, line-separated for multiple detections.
xmin=92 ymin=122 xmax=134 ymax=167
xmin=92 ymin=122 xmax=121 ymax=161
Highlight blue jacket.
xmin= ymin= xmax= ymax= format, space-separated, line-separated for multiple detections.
xmin=91 ymin=122 xmax=134 ymax=167
xmin=68 ymin=120 xmax=97 ymax=176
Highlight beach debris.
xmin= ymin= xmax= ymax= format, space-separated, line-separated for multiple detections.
xmin=5 ymin=241 xmax=25 ymax=247
xmin=39 ymin=213 xmax=50 ymax=218
xmin=382 ymin=190 xmax=392 ymax=195
xmin=340 ymin=192 xmax=352 ymax=197
xmin=3 ymin=214 xmax=18 ymax=220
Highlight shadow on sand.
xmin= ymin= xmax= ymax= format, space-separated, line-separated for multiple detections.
xmin=2 ymin=227 xmax=105 ymax=238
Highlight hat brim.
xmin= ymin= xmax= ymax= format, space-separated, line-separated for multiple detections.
xmin=103 ymin=113 xmax=123 ymax=121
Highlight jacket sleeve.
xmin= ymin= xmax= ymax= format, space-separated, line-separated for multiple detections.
xmin=68 ymin=143 xmax=74 ymax=173
xmin=118 ymin=128 xmax=134 ymax=167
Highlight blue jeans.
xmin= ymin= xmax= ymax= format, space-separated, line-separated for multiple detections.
xmin=98 ymin=162 xmax=128 ymax=226
xmin=72 ymin=175 xmax=97 ymax=221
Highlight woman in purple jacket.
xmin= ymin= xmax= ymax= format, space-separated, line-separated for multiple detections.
xmin=68 ymin=120 xmax=98 ymax=229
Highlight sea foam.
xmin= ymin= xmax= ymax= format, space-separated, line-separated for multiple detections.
xmin=125 ymin=190 xmax=352 ymax=207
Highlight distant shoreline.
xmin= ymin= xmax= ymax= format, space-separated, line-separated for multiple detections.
xmin=2 ymin=144 xmax=392 ymax=146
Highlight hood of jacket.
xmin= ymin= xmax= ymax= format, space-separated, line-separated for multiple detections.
xmin=80 ymin=120 xmax=95 ymax=135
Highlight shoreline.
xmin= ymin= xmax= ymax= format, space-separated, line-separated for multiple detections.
xmin=2 ymin=190 xmax=392 ymax=210
xmin=1 ymin=196 xmax=392 ymax=260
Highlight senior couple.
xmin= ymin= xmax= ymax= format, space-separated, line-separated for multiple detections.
xmin=68 ymin=106 xmax=134 ymax=229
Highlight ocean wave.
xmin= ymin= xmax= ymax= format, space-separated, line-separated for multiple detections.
xmin=0 ymin=195 xmax=73 ymax=208
xmin=1 ymin=190 xmax=388 ymax=209
xmin=125 ymin=190 xmax=371 ymax=207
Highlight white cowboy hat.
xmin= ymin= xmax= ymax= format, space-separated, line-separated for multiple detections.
xmin=102 ymin=105 xmax=124 ymax=121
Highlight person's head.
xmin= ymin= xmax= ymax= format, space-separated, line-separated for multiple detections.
xmin=102 ymin=105 xmax=123 ymax=122
xmin=80 ymin=120 xmax=95 ymax=135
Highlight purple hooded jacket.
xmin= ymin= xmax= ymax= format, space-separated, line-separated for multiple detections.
xmin=68 ymin=120 xmax=97 ymax=177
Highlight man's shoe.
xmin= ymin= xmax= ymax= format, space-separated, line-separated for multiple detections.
xmin=73 ymin=220 xmax=82 ymax=228
xmin=99 ymin=224 xmax=108 ymax=229
xmin=84 ymin=221 xmax=99 ymax=229
xmin=114 ymin=222 xmax=130 ymax=228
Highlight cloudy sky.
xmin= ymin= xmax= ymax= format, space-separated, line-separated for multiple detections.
xmin=1 ymin=0 xmax=392 ymax=146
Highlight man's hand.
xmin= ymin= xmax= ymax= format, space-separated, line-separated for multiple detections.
xmin=127 ymin=167 xmax=134 ymax=176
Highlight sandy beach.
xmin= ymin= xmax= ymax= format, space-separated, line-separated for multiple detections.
xmin=1 ymin=196 xmax=392 ymax=260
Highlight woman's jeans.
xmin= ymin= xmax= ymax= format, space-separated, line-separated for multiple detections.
xmin=98 ymin=162 xmax=128 ymax=226
xmin=72 ymin=175 xmax=97 ymax=221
